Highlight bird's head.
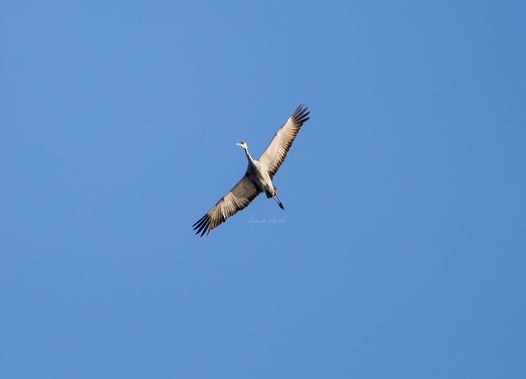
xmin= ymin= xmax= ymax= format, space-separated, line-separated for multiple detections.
xmin=236 ymin=141 xmax=248 ymax=150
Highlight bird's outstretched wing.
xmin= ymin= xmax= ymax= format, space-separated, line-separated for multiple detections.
xmin=193 ymin=175 xmax=261 ymax=237
xmin=258 ymin=104 xmax=310 ymax=178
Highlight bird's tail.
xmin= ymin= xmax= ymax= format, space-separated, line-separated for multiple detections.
xmin=273 ymin=194 xmax=285 ymax=210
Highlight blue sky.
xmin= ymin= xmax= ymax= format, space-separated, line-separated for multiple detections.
xmin=1 ymin=0 xmax=525 ymax=378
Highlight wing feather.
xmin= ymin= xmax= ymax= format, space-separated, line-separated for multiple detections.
xmin=192 ymin=175 xmax=261 ymax=236
xmin=258 ymin=104 xmax=310 ymax=178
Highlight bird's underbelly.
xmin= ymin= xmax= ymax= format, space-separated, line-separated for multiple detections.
xmin=249 ymin=171 xmax=275 ymax=198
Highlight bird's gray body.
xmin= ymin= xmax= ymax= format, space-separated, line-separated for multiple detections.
xmin=243 ymin=148 xmax=276 ymax=198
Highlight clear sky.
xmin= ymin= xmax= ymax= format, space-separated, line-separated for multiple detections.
xmin=1 ymin=1 xmax=525 ymax=378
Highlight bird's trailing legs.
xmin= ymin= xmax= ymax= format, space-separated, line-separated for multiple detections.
xmin=273 ymin=193 xmax=285 ymax=210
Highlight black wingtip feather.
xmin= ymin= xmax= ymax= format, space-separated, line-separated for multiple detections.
xmin=200 ymin=222 xmax=209 ymax=237
xmin=192 ymin=214 xmax=207 ymax=228
xmin=292 ymin=104 xmax=310 ymax=125
xmin=193 ymin=213 xmax=212 ymax=237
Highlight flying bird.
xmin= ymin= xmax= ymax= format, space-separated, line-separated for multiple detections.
xmin=193 ymin=104 xmax=310 ymax=237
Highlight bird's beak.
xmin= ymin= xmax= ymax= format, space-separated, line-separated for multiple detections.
xmin=236 ymin=143 xmax=241 ymax=147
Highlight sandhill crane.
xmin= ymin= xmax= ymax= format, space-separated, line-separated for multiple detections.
xmin=193 ymin=104 xmax=310 ymax=237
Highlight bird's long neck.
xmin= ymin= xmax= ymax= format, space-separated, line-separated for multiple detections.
xmin=243 ymin=147 xmax=255 ymax=163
